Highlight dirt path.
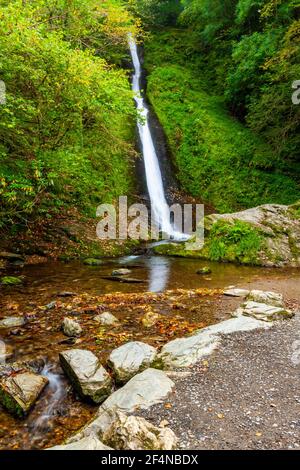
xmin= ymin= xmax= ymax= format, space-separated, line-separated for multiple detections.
xmin=139 ymin=313 xmax=300 ymax=450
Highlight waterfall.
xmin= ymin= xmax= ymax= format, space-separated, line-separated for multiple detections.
xmin=128 ymin=35 xmax=187 ymax=241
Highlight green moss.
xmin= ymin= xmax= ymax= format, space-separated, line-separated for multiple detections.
xmin=0 ymin=387 xmax=24 ymax=418
xmin=1 ymin=276 xmax=23 ymax=286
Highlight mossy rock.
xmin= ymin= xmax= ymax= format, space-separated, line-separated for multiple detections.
xmin=1 ymin=276 xmax=24 ymax=286
xmin=83 ymin=258 xmax=103 ymax=266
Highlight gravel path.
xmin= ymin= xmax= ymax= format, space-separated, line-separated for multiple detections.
xmin=139 ymin=314 xmax=300 ymax=450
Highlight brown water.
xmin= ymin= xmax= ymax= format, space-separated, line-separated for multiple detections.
xmin=0 ymin=255 xmax=299 ymax=449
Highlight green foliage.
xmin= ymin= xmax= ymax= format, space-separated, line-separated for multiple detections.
xmin=179 ymin=0 xmax=300 ymax=171
xmin=206 ymin=220 xmax=262 ymax=264
xmin=145 ymin=31 xmax=300 ymax=212
xmin=129 ymin=0 xmax=182 ymax=26
xmin=0 ymin=276 xmax=23 ymax=285
xmin=0 ymin=0 xmax=138 ymax=229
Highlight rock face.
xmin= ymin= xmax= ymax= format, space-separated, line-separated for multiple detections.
xmin=0 ymin=316 xmax=25 ymax=329
xmin=0 ymin=367 xmax=48 ymax=417
xmin=153 ymin=204 xmax=300 ymax=267
xmin=94 ymin=312 xmax=119 ymax=326
xmin=246 ymin=290 xmax=283 ymax=307
xmin=234 ymin=301 xmax=293 ymax=322
xmin=59 ymin=349 xmax=113 ymax=404
xmin=62 ymin=317 xmax=82 ymax=337
xmin=48 ymin=436 xmax=112 ymax=450
xmin=157 ymin=316 xmax=272 ymax=370
xmin=101 ymin=411 xmax=177 ymax=450
xmin=108 ymin=342 xmax=157 ymax=383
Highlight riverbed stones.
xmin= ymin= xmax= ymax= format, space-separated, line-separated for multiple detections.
xmin=234 ymin=301 xmax=293 ymax=322
xmin=224 ymin=288 xmax=250 ymax=297
xmin=59 ymin=349 xmax=113 ymax=404
xmin=101 ymin=411 xmax=178 ymax=450
xmin=94 ymin=312 xmax=119 ymax=326
xmin=0 ymin=366 xmax=48 ymax=417
xmin=0 ymin=316 xmax=26 ymax=329
xmin=62 ymin=317 xmax=82 ymax=337
xmin=246 ymin=290 xmax=284 ymax=307
xmin=112 ymin=268 xmax=131 ymax=276
xmin=108 ymin=341 xmax=157 ymax=383
xmin=196 ymin=267 xmax=212 ymax=275
xmin=48 ymin=436 xmax=112 ymax=450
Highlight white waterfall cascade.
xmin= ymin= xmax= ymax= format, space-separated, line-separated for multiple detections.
xmin=128 ymin=35 xmax=188 ymax=241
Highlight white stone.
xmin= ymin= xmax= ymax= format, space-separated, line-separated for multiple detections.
xmin=108 ymin=341 xmax=157 ymax=383
xmin=224 ymin=288 xmax=250 ymax=298
xmin=247 ymin=290 xmax=284 ymax=307
xmin=157 ymin=316 xmax=272 ymax=370
xmin=102 ymin=411 xmax=177 ymax=450
xmin=62 ymin=318 xmax=82 ymax=337
xmin=59 ymin=349 xmax=113 ymax=403
xmin=94 ymin=312 xmax=119 ymax=326
xmin=235 ymin=301 xmax=293 ymax=322
xmin=47 ymin=436 xmax=112 ymax=450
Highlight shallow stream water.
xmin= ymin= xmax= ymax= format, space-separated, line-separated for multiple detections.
xmin=0 ymin=255 xmax=299 ymax=449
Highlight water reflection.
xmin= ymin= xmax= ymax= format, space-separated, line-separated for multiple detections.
xmin=147 ymin=257 xmax=171 ymax=293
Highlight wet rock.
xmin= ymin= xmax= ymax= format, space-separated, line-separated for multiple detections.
xmin=102 ymin=276 xmax=144 ymax=284
xmin=141 ymin=310 xmax=160 ymax=328
xmin=0 ymin=276 xmax=23 ymax=286
xmin=48 ymin=436 xmax=112 ymax=450
xmin=0 ymin=367 xmax=48 ymax=417
xmin=157 ymin=316 xmax=272 ymax=369
xmin=108 ymin=341 xmax=157 ymax=383
xmin=45 ymin=301 xmax=57 ymax=310
xmin=112 ymin=269 xmax=131 ymax=276
xmin=247 ymin=290 xmax=284 ymax=307
xmin=0 ymin=252 xmax=24 ymax=261
xmin=0 ymin=316 xmax=26 ymax=329
xmin=196 ymin=267 xmax=212 ymax=275
xmin=224 ymin=288 xmax=250 ymax=297
xmin=94 ymin=312 xmax=119 ymax=326
xmin=57 ymin=291 xmax=77 ymax=298
xmin=0 ymin=343 xmax=14 ymax=363
xmin=59 ymin=349 xmax=113 ymax=404
xmin=234 ymin=301 xmax=293 ymax=322
xmin=102 ymin=410 xmax=178 ymax=450
xmin=83 ymin=258 xmax=103 ymax=266
xmin=62 ymin=318 xmax=82 ymax=337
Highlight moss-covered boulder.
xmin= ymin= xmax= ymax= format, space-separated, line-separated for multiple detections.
xmin=153 ymin=204 xmax=300 ymax=267
xmin=0 ymin=366 xmax=48 ymax=417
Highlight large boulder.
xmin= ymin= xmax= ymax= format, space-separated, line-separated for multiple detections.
xmin=66 ymin=368 xmax=175 ymax=443
xmin=153 ymin=204 xmax=300 ymax=267
xmin=48 ymin=436 xmax=112 ymax=450
xmin=101 ymin=411 xmax=177 ymax=450
xmin=59 ymin=349 xmax=113 ymax=404
xmin=157 ymin=316 xmax=272 ymax=370
xmin=234 ymin=301 xmax=293 ymax=322
xmin=0 ymin=366 xmax=48 ymax=417
xmin=108 ymin=342 xmax=157 ymax=383
xmin=246 ymin=290 xmax=284 ymax=307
